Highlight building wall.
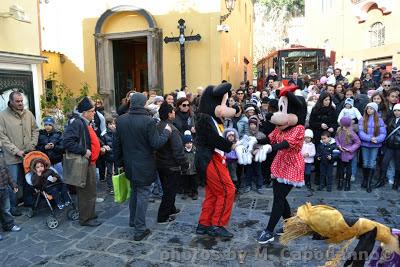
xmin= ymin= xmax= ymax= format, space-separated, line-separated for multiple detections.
xmin=40 ymin=0 xmax=253 ymax=96
xmin=0 ymin=0 xmax=41 ymax=55
xmin=220 ymin=0 xmax=254 ymax=88
xmin=304 ymin=0 xmax=400 ymax=73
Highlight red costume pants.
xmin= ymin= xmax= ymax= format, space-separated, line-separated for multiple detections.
xmin=199 ymin=153 xmax=236 ymax=226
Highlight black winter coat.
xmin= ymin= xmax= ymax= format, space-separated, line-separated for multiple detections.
xmin=114 ymin=107 xmax=170 ymax=186
xmin=63 ymin=114 xmax=90 ymax=156
xmin=195 ymin=113 xmax=232 ymax=181
xmin=173 ymin=110 xmax=194 ymax=137
xmin=36 ymin=129 xmax=64 ymax=164
xmin=316 ymin=141 xmax=338 ymax=163
xmin=156 ymin=120 xmax=189 ymax=172
xmin=385 ymin=117 xmax=400 ymax=148
xmin=101 ymin=129 xmax=114 ymax=161
xmin=309 ymin=106 xmax=338 ymax=142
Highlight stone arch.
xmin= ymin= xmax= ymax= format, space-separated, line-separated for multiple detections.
xmin=94 ymin=5 xmax=163 ymax=112
xmin=95 ymin=5 xmax=157 ymax=34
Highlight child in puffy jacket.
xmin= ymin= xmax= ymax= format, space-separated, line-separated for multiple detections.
xmin=101 ymin=117 xmax=116 ymax=195
xmin=335 ymin=117 xmax=361 ymax=191
xmin=182 ymin=133 xmax=198 ymax=200
xmin=301 ymin=129 xmax=316 ymax=190
xmin=223 ymin=128 xmax=240 ymax=188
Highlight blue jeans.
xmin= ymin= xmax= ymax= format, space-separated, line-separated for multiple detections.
xmin=0 ymin=188 xmax=14 ymax=230
xmin=387 ymin=159 xmax=395 ymax=182
xmin=361 ymin=147 xmax=379 ymax=169
xmin=129 ymin=183 xmax=151 ymax=235
xmin=351 ymin=151 xmax=358 ymax=177
xmin=7 ymin=163 xmax=33 ymax=208
xmin=244 ymin=161 xmax=263 ymax=189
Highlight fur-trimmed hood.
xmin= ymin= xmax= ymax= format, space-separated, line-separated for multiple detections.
xmin=223 ymin=127 xmax=239 ymax=141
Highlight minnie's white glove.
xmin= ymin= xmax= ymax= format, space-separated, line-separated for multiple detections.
xmin=254 ymin=145 xmax=272 ymax=162
xmin=247 ymin=136 xmax=258 ymax=152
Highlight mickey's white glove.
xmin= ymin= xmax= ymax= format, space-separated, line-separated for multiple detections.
xmin=243 ymin=148 xmax=252 ymax=165
xmin=247 ymin=136 xmax=258 ymax=152
xmin=235 ymin=145 xmax=246 ymax=165
xmin=254 ymin=145 xmax=272 ymax=163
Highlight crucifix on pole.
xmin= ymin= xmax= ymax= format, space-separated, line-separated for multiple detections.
xmin=164 ymin=19 xmax=201 ymax=88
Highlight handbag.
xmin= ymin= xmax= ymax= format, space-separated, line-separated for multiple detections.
xmin=63 ymin=122 xmax=89 ymax=188
xmin=112 ymin=171 xmax=131 ymax=203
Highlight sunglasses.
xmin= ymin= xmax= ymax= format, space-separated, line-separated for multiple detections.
xmin=383 ymin=84 xmax=391 ymax=87
xmin=44 ymin=124 xmax=53 ymax=126
xmin=181 ymin=104 xmax=190 ymax=107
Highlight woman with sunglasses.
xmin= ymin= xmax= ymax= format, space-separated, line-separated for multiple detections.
xmin=173 ymin=97 xmax=195 ymax=137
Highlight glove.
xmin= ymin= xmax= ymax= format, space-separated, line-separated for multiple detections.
xmin=243 ymin=148 xmax=252 ymax=165
xmin=255 ymin=145 xmax=272 ymax=163
xmin=247 ymin=136 xmax=258 ymax=152
xmin=235 ymin=145 xmax=246 ymax=165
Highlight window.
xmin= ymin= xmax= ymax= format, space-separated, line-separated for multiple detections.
xmin=370 ymin=22 xmax=385 ymax=47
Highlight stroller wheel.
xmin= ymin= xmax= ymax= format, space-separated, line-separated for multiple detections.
xmin=67 ymin=208 xmax=79 ymax=221
xmin=46 ymin=216 xmax=59 ymax=229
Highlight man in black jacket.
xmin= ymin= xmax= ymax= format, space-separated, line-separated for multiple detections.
xmin=288 ymin=72 xmax=304 ymax=90
xmin=156 ymin=103 xmax=189 ymax=223
xmin=114 ymin=93 xmax=171 ymax=241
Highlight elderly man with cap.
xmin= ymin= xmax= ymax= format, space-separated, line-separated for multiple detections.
xmin=0 ymin=91 xmax=39 ymax=216
xmin=64 ymin=97 xmax=101 ymax=227
xmin=114 ymin=93 xmax=172 ymax=241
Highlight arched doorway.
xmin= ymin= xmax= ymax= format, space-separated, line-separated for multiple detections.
xmin=94 ymin=5 xmax=163 ymax=111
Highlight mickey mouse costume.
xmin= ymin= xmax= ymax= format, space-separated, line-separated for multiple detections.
xmin=195 ymin=82 xmax=239 ymax=239
xmin=256 ymin=85 xmax=307 ymax=244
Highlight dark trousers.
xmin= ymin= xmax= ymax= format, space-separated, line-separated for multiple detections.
xmin=105 ymin=160 xmax=115 ymax=188
xmin=0 ymin=188 xmax=14 ymax=230
xmin=381 ymin=148 xmax=400 ymax=172
xmin=157 ymin=168 xmax=179 ymax=221
xmin=76 ymin=165 xmax=97 ymax=224
xmin=182 ymin=174 xmax=198 ymax=195
xmin=8 ymin=163 xmax=34 ymax=207
xmin=97 ymin=156 xmax=106 ymax=180
xmin=267 ymin=180 xmax=293 ymax=232
xmin=129 ymin=183 xmax=151 ymax=235
xmin=244 ymin=161 xmax=263 ymax=189
xmin=319 ymin=161 xmax=333 ymax=188
xmin=46 ymin=183 xmax=69 ymax=206
xmin=337 ymin=160 xmax=352 ymax=181
xmin=236 ymin=164 xmax=244 ymax=188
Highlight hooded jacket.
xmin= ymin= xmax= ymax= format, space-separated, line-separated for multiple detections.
xmin=335 ymin=128 xmax=361 ymax=162
xmin=223 ymin=128 xmax=239 ymax=161
xmin=114 ymin=93 xmax=171 ymax=186
xmin=358 ymin=116 xmax=386 ymax=148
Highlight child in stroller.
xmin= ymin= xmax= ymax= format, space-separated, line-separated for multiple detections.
xmin=30 ymin=158 xmax=70 ymax=210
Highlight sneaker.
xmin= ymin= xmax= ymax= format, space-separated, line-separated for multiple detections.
xmin=96 ymin=197 xmax=104 ymax=203
xmin=275 ymin=227 xmax=284 ymax=236
xmin=170 ymin=209 xmax=181 ymax=216
xmin=208 ymin=226 xmax=234 ymax=239
xmin=134 ymin=229 xmax=151 ymax=241
xmin=257 ymin=230 xmax=274 ymax=244
xmin=57 ymin=203 xmax=65 ymax=210
xmin=196 ymin=224 xmax=209 ymax=235
xmin=109 ymin=189 xmax=114 ymax=195
xmin=157 ymin=216 xmax=176 ymax=224
xmin=10 ymin=225 xmax=21 ymax=232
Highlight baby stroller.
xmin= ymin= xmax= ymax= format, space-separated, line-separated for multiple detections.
xmin=24 ymin=151 xmax=79 ymax=229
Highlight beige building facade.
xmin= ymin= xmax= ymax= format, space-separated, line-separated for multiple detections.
xmin=0 ymin=0 xmax=46 ymax=122
xmin=304 ymin=0 xmax=399 ymax=74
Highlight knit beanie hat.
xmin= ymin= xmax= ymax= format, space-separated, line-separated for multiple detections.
xmin=304 ymin=129 xmax=314 ymax=138
xmin=153 ymin=96 xmax=164 ymax=104
xmin=340 ymin=116 xmax=352 ymax=127
xmin=77 ymin=97 xmax=94 ymax=113
xmin=182 ymin=134 xmax=193 ymax=144
xmin=366 ymin=102 xmax=378 ymax=113
xmin=344 ymin=98 xmax=354 ymax=107
xmin=43 ymin=116 xmax=55 ymax=126
xmin=244 ymin=106 xmax=255 ymax=113
xmin=248 ymin=115 xmax=259 ymax=126
xmin=158 ymin=102 xmax=174 ymax=121
xmin=393 ymin=103 xmax=400 ymax=111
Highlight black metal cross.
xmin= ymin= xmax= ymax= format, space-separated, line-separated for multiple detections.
xmin=164 ymin=19 xmax=201 ymax=88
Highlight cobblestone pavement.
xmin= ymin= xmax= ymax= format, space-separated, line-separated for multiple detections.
xmin=1 ymin=177 xmax=400 ymax=267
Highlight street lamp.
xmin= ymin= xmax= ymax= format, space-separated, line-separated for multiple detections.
xmin=220 ymin=0 xmax=236 ymax=24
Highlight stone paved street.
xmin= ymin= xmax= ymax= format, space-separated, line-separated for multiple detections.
xmin=1 ymin=178 xmax=400 ymax=267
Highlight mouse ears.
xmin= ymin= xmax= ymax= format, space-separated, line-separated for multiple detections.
xmin=213 ymin=82 xmax=232 ymax=97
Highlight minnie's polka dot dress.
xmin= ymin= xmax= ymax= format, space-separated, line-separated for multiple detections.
xmin=269 ymin=125 xmax=305 ymax=187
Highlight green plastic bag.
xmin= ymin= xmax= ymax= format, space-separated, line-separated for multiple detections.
xmin=112 ymin=172 xmax=131 ymax=203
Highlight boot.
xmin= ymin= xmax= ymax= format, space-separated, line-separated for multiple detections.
xmin=337 ymin=172 xmax=343 ymax=191
xmin=344 ymin=174 xmax=351 ymax=191
xmin=373 ymin=171 xmax=386 ymax=189
xmin=361 ymin=168 xmax=370 ymax=188
xmin=366 ymin=169 xmax=375 ymax=193
xmin=393 ymin=171 xmax=400 ymax=190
